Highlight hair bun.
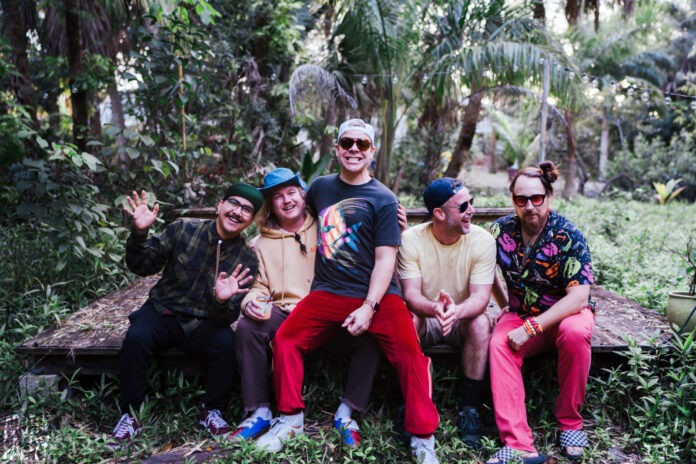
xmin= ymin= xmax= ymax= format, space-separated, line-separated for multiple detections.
xmin=538 ymin=161 xmax=559 ymax=184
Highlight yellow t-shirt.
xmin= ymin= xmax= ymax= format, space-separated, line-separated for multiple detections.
xmin=397 ymin=222 xmax=496 ymax=302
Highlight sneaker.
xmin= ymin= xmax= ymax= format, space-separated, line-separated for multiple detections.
xmin=457 ymin=406 xmax=483 ymax=450
xmin=410 ymin=435 xmax=440 ymax=464
xmin=256 ymin=415 xmax=304 ymax=453
xmin=334 ymin=417 xmax=361 ymax=447
xmin=107 ymin=413 xmax=140 ymax=449
xmin=228 ymin=415 xmax=271 ymax=441
xmin=199 ymin=406 xmax=232 ymax=437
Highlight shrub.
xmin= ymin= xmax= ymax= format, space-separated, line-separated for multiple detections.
xmin=608 ymin=130 xmax=696 ymax=202
xmin=590 ymin=330 xmax=696 ymax=462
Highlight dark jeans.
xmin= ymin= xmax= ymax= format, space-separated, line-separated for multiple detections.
xmin=119 ymin=302 xmax=236 ymax=413
xmin=235 ymin=306 xmax=383 ymax=415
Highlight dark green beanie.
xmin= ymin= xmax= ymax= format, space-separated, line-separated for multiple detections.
xmin=223 ymin=183 xmax=263 ymax=213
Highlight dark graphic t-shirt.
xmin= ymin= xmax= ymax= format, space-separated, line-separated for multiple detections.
xmin=307 ymin=174 xmax=402 ymax=299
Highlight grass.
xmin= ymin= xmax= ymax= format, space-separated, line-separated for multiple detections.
xmin=2 ymin=195 xmax=695 ymax=463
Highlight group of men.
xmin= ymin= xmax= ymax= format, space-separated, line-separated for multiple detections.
xmin=109 ymin=118 xmax=595 ymax=464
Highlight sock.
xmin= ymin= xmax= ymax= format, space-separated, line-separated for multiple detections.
xmin=334 ymin=402 xmax=353 ymax=422
xmin=460 ymin=376 xmax=485 ymax=409
xmin=252 ymin=407 xmax=272 ymax=421
xmin=281 ymin=411 xmax=304 ymax=425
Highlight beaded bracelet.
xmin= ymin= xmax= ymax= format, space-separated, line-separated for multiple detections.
xmin=523 ymin=319 xmax=537 ymax=337
xmin=529 ymin=316 xmax=543 ymax=334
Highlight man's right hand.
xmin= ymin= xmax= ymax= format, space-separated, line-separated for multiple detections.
xmin=124 ymin=190 xmax=159 ymax=232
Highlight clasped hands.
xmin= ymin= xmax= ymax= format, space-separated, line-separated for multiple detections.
xmin=434 ymin=289 xmax=458 ymax=336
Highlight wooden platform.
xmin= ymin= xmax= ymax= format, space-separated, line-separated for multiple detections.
xmin=16 ymin=276 xmax=671 ymax=377
xmin=15 ymin=206 xmax=672 ymax=375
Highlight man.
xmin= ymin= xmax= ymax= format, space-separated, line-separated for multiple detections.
xmin=255 ymin=119 xmax=441 ymax=464
xmin=231 ymin=167 xmax=383 ymax=447
xmin=486 ymin=161 xmax=595 ymax=464
xmin=108 ymin=184 xmax=263 ymax=448
xmin=398 ymin=177 xmax=496 ymax=450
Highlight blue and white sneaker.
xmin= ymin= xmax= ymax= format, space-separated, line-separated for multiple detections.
xmin=334 ymin=417 xmax=361 ymax=447
xmin=228 ymin=415 xmax=271 ymax=441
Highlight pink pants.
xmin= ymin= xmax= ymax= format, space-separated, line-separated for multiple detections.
xmin=272 ymin=291 xmax=439 ymax=436
xmin=489 ymin=308 xmax=595 ymax=452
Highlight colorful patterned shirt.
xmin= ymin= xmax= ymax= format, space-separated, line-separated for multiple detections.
xmin=126 ymin=219 xmax=258 ymax=334
xmin=490 ymin=210 xmax=594 ymax=317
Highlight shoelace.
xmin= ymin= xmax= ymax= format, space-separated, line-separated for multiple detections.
xmin=267 ymin=417 xmax=293 ymax=437
xmin=205 ymin=410 xmax=228 ymax=428
xmin=113 ymin=415 xmax=135 ymax=438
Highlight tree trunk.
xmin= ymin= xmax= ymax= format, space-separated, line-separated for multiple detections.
xmin=65 ymin=0 xmax=89 ymax=152
xmin=598 ymin=110 xmax=609 ymax=181
xmin=562 ymin=108 xmax=579 ymax=199
xmin=375 ymin=87 xmax=395 ymax=185
xmin=531 ymin=0 xmax=545 ymax=24
xmin=488 ymin=130 xmax=497 ymax=174
xmin=1 ymin=0 xmax=36 ymax=121
xmin=444 ymin=90 xmax=483 ymax=179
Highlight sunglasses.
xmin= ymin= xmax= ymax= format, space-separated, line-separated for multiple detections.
xmin=225 ymin=197 xmax=255 ymax=216
xmin=513 ymin=194 xmax=546 ymax=207
xmin=338 ymin=137 xmax=372 ymax=151
xmin=442 ymin=197 xmax=474 ymax=213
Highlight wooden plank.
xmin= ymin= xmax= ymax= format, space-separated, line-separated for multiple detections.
xmin=16 ymin=274 xmax=671 ymax=377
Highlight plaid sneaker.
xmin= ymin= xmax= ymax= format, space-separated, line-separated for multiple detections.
xmin=228 ymin=415 xmax=271 ymax=441
xmin=410 ymin=435 xmax=440 ymax=464
xmin=334 ymin=417 xmax=361 ymax=447
xmin=256 ymin=414 xmax=304 ymax=453
xmin=107 ymin=413 xmax=140 ymax=449
xmin=199 ymin=406 xmax=232 ymax=437
xmin=457 ymin=406 xmax=483 ymax=450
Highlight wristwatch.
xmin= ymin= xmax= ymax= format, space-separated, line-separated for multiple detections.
xmin=364 ymin=299 xmax=379 ymax=312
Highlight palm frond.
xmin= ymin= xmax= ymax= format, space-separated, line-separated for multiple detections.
xmin=289 ymin=64 xmax=356 ymax=120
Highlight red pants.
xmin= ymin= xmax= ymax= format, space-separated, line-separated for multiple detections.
xmin=489 ymin=308 xmax=594 ymax=452
xmin=272 ymin=291 xmax=439 ymax=436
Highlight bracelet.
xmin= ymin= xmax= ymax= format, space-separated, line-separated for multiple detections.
xmin=523 ymin=317 xmax=543 ymax=337
xmin=528 ymin=316 xmax=543 ymax=334
xmin=523 ymin=319 xmax=537 ymax=337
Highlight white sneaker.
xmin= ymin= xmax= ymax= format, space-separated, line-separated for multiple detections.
xmin=411 ymin=435 xmax=440 ymax=464
xmin=256 ymin=414 xmax=304 ymax=452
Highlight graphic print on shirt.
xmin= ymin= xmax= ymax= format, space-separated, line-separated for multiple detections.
xmin=318 ymin=198 xmax=368 ymax=273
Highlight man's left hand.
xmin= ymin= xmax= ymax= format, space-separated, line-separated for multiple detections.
xmin=506 ymin=325 xmax=531 ymax=351
xmin=215 ymin=264 xmax=253 ymax=303
xmin=341 ymin=304 xmax=374 ymax=336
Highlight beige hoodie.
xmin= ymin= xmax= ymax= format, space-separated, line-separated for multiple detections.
xmin=241 ymin=214 xmax=317 ymax=313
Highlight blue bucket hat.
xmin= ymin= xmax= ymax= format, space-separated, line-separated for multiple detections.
xmin=258 ymin=168 xmax=309 ymax=198
xmin=423 ymin=177 xmax=464 ymax=213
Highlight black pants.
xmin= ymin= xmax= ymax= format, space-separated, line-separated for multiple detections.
xmin=118 ymin=303 xmax=236 ymax=413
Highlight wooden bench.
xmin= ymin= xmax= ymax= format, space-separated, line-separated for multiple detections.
xmin=16 ymin=207 xmax=672 ymax=377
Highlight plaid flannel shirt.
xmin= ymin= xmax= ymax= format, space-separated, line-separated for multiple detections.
xmin=126 ymin=218 xmax=258 ymax=335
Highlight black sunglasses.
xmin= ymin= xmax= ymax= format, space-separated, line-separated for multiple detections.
xmin=513 ymin=194 xmax=546 ymax=207
xmin=442 ymin=197 xmax=474 ymax=213
xmin=225 ymin=197 xmax=255 ymax=216
xmin=338 ymin=137 xmax=372 ymax=151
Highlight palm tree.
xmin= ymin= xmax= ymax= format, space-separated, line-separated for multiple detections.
xmin=329 ymin=0 xmax=424 ymax=185
xmin=421 ymin=0 xmax=581 ymax=180
xmin=567 ymin=2 xmax=674 ymax=181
